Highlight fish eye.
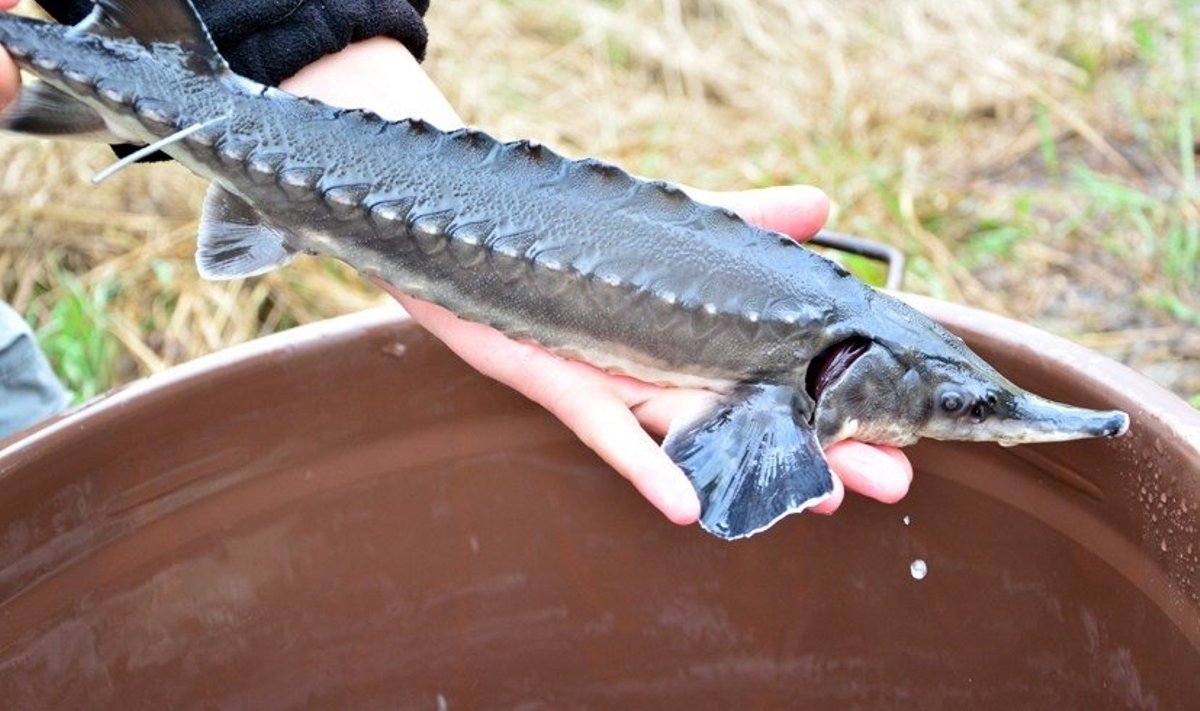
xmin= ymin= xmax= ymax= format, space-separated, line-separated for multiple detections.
xmin=940 ymin=392 xmax=964 ymax=413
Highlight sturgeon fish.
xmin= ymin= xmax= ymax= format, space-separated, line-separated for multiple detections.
xmin=0 ymin=0 xmax=1130 ymax=540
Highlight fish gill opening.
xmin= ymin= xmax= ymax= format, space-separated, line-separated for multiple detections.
xmin=805 ymin=336 xmax=873 ymax=402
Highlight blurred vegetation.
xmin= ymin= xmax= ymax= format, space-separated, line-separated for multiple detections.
xmin=0 ymin=0 xmax=1196 ymax=406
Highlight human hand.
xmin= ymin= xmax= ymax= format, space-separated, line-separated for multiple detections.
xmin=377 ymin=187 xmax=913 ymax=525
xmin=282 ymin=39 xmax=914 ymax=527
xmin=0 ymin=0 xmax=19 ymax=111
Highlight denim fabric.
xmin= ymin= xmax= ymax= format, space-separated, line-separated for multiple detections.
xmin=0 ymin=302 xmax=69 ymax=439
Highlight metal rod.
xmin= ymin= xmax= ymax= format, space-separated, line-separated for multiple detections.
xmin=808 ymin=230 xmax=907 ymax=291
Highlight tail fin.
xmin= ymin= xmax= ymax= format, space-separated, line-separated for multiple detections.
xmin=0 ymin=0 xmax=227 ymax=139
xmin=78 ymin=0 xmax=226 ymax=74
xmin=0 ymin=0 xmax=226 ymax=74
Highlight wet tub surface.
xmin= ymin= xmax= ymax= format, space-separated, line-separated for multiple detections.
xmin=1 ymin=301 xmax=1198 ymax=709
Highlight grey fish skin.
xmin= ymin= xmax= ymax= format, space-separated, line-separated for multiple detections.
xmin=0 ymin=0 xmax=1131 ymax=541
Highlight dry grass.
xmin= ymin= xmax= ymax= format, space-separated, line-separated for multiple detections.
xmin=0 ymin=0 xmax=1197 ymax=405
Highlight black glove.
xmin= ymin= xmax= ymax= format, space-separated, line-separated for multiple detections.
xmin=36 ymin=0 xmax=430 ymax=84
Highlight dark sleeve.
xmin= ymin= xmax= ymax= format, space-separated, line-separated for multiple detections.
xmin=35 ymin=0 xmax=431 ymax=84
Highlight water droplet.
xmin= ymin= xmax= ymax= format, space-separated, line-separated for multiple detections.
xmin=1160 ymin=492 xmax=1168 ymax=504
xmin=1161 ymin=539 xmax=1169 ymax=553
xmin=910 ymin=559 xmax=928 ymax=580
xmin=903 ymin=515 xmax=911 ymax=526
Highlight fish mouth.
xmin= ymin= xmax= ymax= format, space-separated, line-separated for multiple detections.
xmin=805 ymin=336 xmax=873 ymax=401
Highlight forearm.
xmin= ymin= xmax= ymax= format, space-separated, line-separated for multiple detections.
xmin=279 ymin=37 xmax=460 ymax=128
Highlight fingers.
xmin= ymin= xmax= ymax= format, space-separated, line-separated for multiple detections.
xmin=824 ymin=440 xmax=912 ymax=505
xmin=381 ymin=280 xmax=914 ymax=521
xmin=378 ymin=282 xmax=702 ymax=526
xmin=689 ymin=184 xmax=909 ymax=514
xmin=627 ymin=387 xmax=719 ymax=438
xmin=541 ymin=386 xmax=701 ymax=526
xmin=685 ymin=184 xmax=830 ymax=241
xmin=809 ymin=471 xmax=846 ymax=514
xmin=808 ymin=442 xmax=911 ymax=516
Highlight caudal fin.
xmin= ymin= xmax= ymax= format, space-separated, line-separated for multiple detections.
xmin=0 ymin=0 xmax=227 ymax=140
xmin=663 ymin=384 xmax=835 ymax=541
xmin=78 ymin=0 xmax=226 ymax=74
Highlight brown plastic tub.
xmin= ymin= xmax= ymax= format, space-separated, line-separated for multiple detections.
xmin=1 ymin=299 xmax=1197 ymax=709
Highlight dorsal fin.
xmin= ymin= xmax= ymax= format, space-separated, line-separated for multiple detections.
xmin=77 ymin=0 xmax=227 ymax=74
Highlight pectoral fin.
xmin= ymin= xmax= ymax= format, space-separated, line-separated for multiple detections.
xmin=663 ymin=384 xmax=834 ymax=541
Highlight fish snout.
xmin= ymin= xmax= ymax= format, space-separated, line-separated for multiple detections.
xmin=1097 ymin=410 xmax=1130 ymax=438
xmin=992 ymin=392 xmax=1132 ymax=446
